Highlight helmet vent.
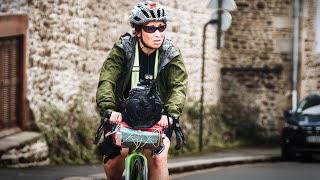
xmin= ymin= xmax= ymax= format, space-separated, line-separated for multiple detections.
xmin=150 ymin=10 xmax=156 ymax=18
xmin=134 ymin=16 xmax=141 ymax=21
xmin=142 ymin=10 xmax=150 ymax=18
xmin=157 ymin=9 xmax=161 ymax=17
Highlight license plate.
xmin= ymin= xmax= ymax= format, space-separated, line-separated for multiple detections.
xmin=306 ymin=136 xmax=320 ymax=143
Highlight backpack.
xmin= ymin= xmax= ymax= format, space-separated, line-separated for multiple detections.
xmin=122 ymin=79 xmax=164 ymax=128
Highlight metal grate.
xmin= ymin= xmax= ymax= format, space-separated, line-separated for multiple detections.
xmin=0 ymin=36 xmax=22 ymax=130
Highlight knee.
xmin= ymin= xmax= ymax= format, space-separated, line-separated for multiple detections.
xmin=153 ymin=139 xmax=169 ymax=167
xmin=152 ymin=154 xmax=168 ymax=169
xmin=104 ymin=158 xmax=123 ymax=172
xmin=103 ymin=149 xmax=128 ymax=178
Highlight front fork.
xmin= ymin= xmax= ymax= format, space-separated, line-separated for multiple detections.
xmin=125 ymin=149 xmax=148 ymax=180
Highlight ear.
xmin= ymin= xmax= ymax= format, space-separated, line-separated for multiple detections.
xmin=134 ymin=26 xmax=142 ymax=37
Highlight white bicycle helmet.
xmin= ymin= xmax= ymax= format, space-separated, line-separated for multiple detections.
xmin=130 ymin=1 xmax=168 ymax=27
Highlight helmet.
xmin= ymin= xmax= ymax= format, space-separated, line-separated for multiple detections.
xmin=130 ymin=1 xmax=168 ymax=27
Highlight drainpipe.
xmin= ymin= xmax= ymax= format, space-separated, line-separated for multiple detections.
xmin=200 ymin=19 xmax=218 ymax=152
xmin=292 ymin=0 xmax=300 ymax=111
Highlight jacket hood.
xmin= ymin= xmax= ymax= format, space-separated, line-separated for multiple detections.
xmin=116 ymin=31 xmax=181 ymax=92
xmin=116 ymin=31 xmax=181 ymax=72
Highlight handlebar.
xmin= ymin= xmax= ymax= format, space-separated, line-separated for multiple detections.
xmin=93 ymin=111 xmax=186 ymax=150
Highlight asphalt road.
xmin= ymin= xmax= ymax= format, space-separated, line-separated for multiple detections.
xmin=170 ymin=162 xmax=320 ymax=180
xmin=0 ymin=165 xmax=104 ymax=180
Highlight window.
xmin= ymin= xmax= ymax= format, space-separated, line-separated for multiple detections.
xmin=296 ymin=95 xmax=320 ymax=113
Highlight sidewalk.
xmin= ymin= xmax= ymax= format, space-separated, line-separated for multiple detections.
xmin=168 ymin=147 xmax=280 ymax=174
xmin=0 ymin=147 xmax=280 ymax=180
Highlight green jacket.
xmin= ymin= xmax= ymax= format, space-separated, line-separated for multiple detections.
xmin=96 ymin=32 xmax=188 ymax=117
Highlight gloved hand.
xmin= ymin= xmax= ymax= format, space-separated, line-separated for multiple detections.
xmin=97 ymin=135 xmax=121 ymax=164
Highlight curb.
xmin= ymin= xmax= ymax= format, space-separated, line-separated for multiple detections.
xmin=168 ymin=155 xmax=281 ymax=174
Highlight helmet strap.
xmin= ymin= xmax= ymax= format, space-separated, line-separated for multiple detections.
xmin=139 ymin=34 xmax=155 ymax=50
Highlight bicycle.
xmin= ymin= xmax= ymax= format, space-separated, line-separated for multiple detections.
xmin=93 ymin=110 xmax=186 ymax=180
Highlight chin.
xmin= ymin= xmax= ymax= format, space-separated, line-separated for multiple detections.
xmin=152 ymin=44 xmax=162 ymax=49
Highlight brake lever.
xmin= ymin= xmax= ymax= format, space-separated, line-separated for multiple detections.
xmin=93 ymin=110 xmax=112 ymax=144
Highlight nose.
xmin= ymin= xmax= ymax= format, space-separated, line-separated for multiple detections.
xmin=154 ymin=29 xmax=161 ymax=36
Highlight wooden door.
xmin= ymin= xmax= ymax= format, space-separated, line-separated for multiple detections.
xmin=0 ymin=36 xmax=23 ymax=132
xmin=0 ymin=14 xmax=27 ymax=137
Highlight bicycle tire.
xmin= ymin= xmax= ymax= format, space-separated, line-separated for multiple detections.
xmin=129 ymin=156 xmax=147 ymax=180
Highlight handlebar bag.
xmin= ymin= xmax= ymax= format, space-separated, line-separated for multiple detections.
xmin=112 ymin=122 xmax=164 ymax=151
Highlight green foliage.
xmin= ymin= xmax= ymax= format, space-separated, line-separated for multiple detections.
xmin=202 ymin=105 xmax=235 ymax=148
xmin=220 ymin=97 xmax=264 ymax=144
xmin=169 ymin=103 xmax=238 ymax=156
xmin=39 ymin=99 xmax=100 ymax=165
xmin=169 ymin=99 xmax=273 ymax=157
xmin=187 ymin=101 xmax=201 ymax=119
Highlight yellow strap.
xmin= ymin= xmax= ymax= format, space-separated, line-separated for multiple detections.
xmin=131 ymin=42 xmax=140 ymax=88
xmin=154 ymin=49 xmax=159 ymax=79
xmin=131 ymin=41 xmax=159 ymax=89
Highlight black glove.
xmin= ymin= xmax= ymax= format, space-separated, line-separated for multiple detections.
xmin=97 ymin=135 xmax=121 ymax=164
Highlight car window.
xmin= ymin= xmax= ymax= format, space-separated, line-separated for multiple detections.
xmin=302 ymin=104 xmax=320 ymax=115
xmin=297 ymin=96 xmax=320 ymax=113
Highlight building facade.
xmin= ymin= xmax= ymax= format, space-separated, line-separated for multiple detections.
xmin=1 ymin=0 xmax=320 ymax=166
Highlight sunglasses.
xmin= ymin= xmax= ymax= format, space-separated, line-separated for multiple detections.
xmin=142 ymin=25 xmax=166 ymax=33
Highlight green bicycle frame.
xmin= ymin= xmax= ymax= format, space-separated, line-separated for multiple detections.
xmin=125 ymin=149 xmax=148 ymax=180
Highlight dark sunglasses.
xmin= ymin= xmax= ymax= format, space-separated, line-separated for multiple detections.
xmin=142 ymin=25 xmax=166 ymax=33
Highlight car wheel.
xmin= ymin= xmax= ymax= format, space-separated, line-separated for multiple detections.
xmin=281 ymin=142 xmax=295 ymax=161
xmin=300 ymin=152 xmax=313 ymax=161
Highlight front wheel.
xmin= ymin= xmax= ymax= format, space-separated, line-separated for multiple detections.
xmin=129 ymin=156 xmax=147 ymax=180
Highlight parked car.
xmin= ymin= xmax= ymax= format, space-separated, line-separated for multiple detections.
xmin=281 ymin=93 xmax=320 ymax=160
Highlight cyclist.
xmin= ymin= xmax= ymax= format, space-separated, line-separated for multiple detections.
xmin=96 ymin=1 xmax=188 ymax=180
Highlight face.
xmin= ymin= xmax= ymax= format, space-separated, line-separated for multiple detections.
xmin=139 ymin=21 xmax=166 ymax=49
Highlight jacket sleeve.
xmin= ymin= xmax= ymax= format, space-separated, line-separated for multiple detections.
xmin=164 ymin=54 xmax=188 ymax=117
xmin=96 ymin=43 xmax=125 ymax=117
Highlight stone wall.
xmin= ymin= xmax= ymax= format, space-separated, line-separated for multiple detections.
xmin=0 ymin=132 xmax=49 ymax=168
xmin=1 ymin=0 xmax=320 ymax=138
xmin=220 ymin=0 xmax=319 ymax=137
xmin=1 ymin=0 xmax=220 ymax=123
xmin=0 ymin=0 xmax=28 ymax=12
xmin=221 ymin=0 xmax=294 ymax=137
xmin=299 ymin=0 xmax=320 ymax=98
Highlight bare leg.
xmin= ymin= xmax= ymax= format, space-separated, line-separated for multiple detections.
xmin=103 ymin=148 xmax=128 ymax=180
xmin=145 ymin=137 xmax=170 ymax=180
